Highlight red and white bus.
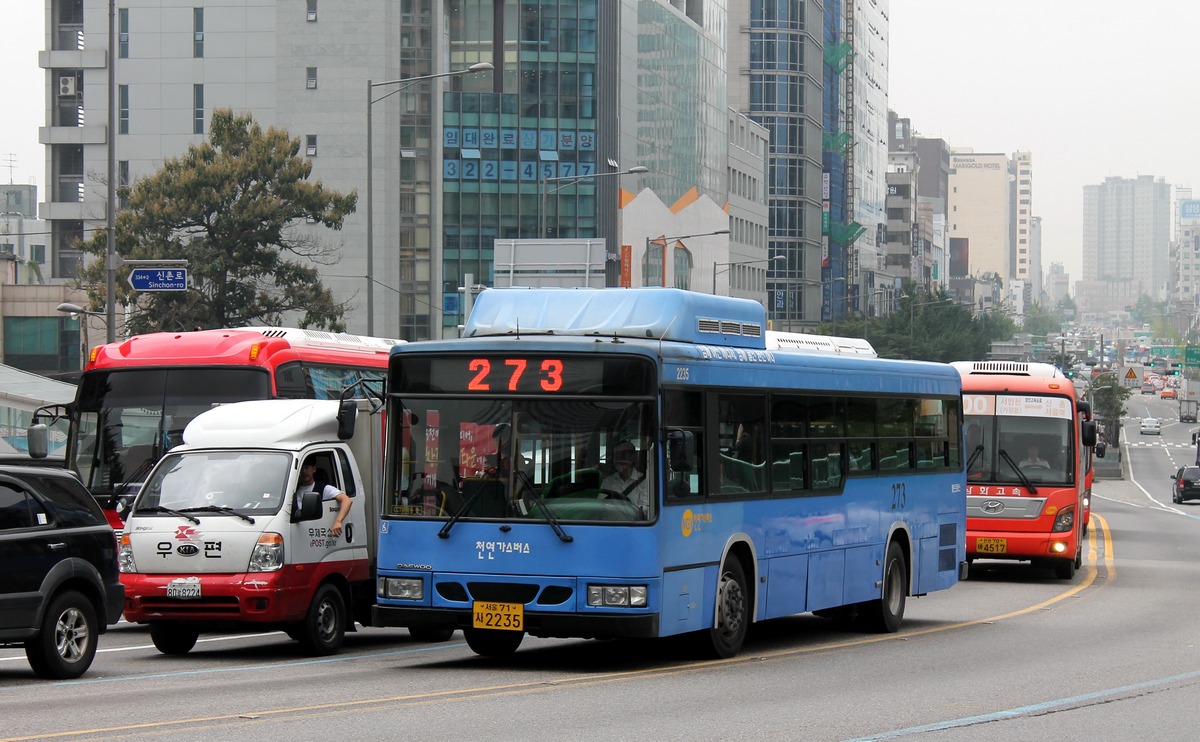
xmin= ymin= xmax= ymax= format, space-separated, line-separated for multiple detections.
xmin=953 ymin=361 xmax=1097 ymax=580
xmin=32 ymin=327 xmax=400 ymax=529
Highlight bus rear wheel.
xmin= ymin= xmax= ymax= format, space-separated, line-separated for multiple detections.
xmin=856 ymin=541 xmax=907 ymax=633
xmin=697 ymin=556 xmax=749 ymax=659
xmin=463 ymin=627 xmax=524 ymax=657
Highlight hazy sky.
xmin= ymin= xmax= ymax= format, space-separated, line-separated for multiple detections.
xmin=891 ymin=0 xmax=1200 ymax=282
xmin=5 ymin=2 xmax=1195 ymax=285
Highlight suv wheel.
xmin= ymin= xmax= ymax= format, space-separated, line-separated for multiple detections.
xmin=24 ymin=590 xmax=98 ymax=679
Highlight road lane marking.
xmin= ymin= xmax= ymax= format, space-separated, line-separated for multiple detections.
xmin=0 ymin=520 xmax=1116 ymax=741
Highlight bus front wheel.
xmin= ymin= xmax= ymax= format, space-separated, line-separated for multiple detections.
xmin=464 ymin=627 xmax=524 ymax=656
xmin=698 ymin=556 xmax=749 ymax=659
xmin=857 ymin=541 xmax=907 ymax=633
xmin=1054 ymin=555 xmax=1077 ymax=580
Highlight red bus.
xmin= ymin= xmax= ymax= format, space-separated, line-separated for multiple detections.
xmin=953 ymin=361 xmax=1097 ymax=580
xmin=31 ymin=327 xmax=399 ymax=528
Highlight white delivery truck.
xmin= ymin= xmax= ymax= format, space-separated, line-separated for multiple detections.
xmin=119 ymin=398 xmax=451 ymax=655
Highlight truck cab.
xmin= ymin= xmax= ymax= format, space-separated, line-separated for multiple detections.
xmin=118 ymin=399 xmax=389 ymax=655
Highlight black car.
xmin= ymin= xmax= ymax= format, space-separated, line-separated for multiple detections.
xmin=0 ymin=465 xmax=124 ymax=678
xmin=1172 ymin=466 xmax=1200 ymax=504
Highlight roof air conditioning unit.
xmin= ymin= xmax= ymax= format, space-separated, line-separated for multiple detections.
xmin=58 ymin=76 xmax=76 ymax=96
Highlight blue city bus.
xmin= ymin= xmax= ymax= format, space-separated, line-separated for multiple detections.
xmin=373 ymin=288 xmax=967 ymax=658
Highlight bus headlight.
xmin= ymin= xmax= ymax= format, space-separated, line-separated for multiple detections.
xmin=118 ymin=534 xmax=137 ymax=574
xmin=379 ymin=577 xmax=424 ymax=600
xmin=248 ymin=533 xmax=284 ymax=572
xmin=1051 ymin=505 xmax=1075 ymax=533
xmin=587 ymin=584 xmax=647 ymax=607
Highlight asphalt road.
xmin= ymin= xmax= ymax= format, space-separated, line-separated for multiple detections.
xmin=3 ymin=413 xmax=1200 ymax=740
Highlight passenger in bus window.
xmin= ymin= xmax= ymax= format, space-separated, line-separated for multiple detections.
xmin=601 ymin=439 xmax=649 ymax=514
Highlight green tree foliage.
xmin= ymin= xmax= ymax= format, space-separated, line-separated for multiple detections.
xmin=826 ymin=289 xmax=1015 ymax=362
xmin=77 ymin=108 xmax=357 ymax=333
xmin=1022 ymin=302 xmax=1062 ymax=338
xmin=1090 ymin=374 xmax=1132 ymax=444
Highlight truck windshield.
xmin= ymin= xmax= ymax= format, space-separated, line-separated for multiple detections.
xmin=72 ymin=368 xmax=272 ymax=500
xmin=388 ymin=397 xmax=656 ymax=523
xmin=135 ymin=450 xmax=292 ymax=515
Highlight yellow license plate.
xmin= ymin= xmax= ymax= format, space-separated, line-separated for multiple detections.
xmin=472 ymin=601 xmax=524 ymax=631
xmin=976 ymin=537 xmax=1007 ymax=554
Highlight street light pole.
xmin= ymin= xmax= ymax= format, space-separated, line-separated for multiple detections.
xmin=365 ymin=62 xmax=493 ymax=337
xmin=712 ymin=255 xmax=784 ymax=295
xmin=106 ymin=0 xmax=117 ymax=343
xmin=645 ymin=229 xmax=730 ymax=288
xmin=539 ymin=166 xmax=648 ymax=238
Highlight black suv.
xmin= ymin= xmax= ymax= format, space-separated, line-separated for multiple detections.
xmin=0 ymin=465 xmax=124 ymax=678
xmin=1172 ymin=466 xmax=1200 ymax=504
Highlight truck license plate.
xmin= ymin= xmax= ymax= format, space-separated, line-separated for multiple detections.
xmin=472 ymin=601 xmax=523 ymax=631
xmin=975 ymin=537 xmax=1007 ymax=554
xmin=166 ymin=578 xmax=201 ymax=599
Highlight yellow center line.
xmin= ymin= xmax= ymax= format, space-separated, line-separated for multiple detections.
xmin=4 ymin=516 xmax=1116 ymax=742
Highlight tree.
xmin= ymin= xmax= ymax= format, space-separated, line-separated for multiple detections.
xmin=1091 ymin=374 xmax=1132 ymax=446
xmin=77 ymin=108 xmax=358 ymax=333
xmin=1022 ymin=302 xmax=1062 ymax=338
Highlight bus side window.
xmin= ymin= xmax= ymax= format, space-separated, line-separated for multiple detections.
xmin=665 ymin=390 xmax=703 ymax=499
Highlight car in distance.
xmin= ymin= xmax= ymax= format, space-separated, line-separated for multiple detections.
xmin=0 ymin=465 xmax=124 ymax=678
xmin=1140 ymin=418 xmax=1162 ymax=435
xmin=1161 ymin=388 xmax=1178 ymax=400
xmin=1141 ymin=382 xmax=1157 ymax=394
xmin=1173 ymin=466 xmax=1200 ymax=503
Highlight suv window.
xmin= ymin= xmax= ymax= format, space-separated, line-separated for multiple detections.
xmin=29 ymin=475 xmax=105 ymax=528
xmin=1182 ymin=468 xmax=1200 ymax=482
xmin=0 ymin=481 xmax=48 ymax=529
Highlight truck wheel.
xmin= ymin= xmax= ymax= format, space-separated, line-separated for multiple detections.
xmin=298 ymin=584 xmax=346 ymax=656
xmin=409 ymin=626 xmax=455 ymax=643
xmin=150 ymin=622 xmax=199 ymax=655
xmin=25 ymin=590 xmax=97 ymax=679
xmin=463 ymin=627 xmax=523 ymax=656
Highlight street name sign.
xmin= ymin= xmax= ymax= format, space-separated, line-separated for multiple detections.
xmin=128 ymin=268 xmax=187 ymax=292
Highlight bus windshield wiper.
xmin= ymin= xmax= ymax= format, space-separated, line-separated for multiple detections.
xmin=135 ymin=505 xmax=201 ymax=524
xmin=517 ymin=471 xmax=572 ymax=543
xmin=998 ymin=449 xmax=1038 ymax=494
xmin=965 ymin=444 xmax=984 ymax=472
xmin=438 ymin=487 xmax=483 ymax=539
xmin=179 ymin=505 xmax=256 ymax=524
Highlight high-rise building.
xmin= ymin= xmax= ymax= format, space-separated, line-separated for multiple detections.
xmin=42 ymin=1 xmax=759 ymax=342
xmin=1081 ymin=175 xmax=1170 ymax=303
xmin=947 ymin=150 xmax=1011 ymax=283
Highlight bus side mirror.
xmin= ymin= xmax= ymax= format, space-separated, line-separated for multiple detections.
xmin=292 ymin=490 xmax=323 ymax=523
xmin=27 ymin=423 xmax=48 ymax=459
xmin=667 ymin=429 xmax=695 ymax=472
xmin=1081 ymin=420 xmax=1097 ymax=448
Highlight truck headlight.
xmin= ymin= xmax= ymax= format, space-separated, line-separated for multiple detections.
xmin=379 ymin=577 xmax=424 ymax=600
xmin=118 ymin=534 xmax=137 ymax=574
xmin=587 ymin=584 xmax=648 ymax=607
xmin=248 ymin=533 xmax=284 ymax=572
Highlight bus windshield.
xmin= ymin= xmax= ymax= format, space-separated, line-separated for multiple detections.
xmin=72 ymin=368 xmax=271 ymax=498
xmin=966 ymin=412 xmax=1073 ymax=486
xmin=389 ymin=397 xmax=656 ymax=523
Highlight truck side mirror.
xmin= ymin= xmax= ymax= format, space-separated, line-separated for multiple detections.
xmin=27 ymin=423 xmax=48 ymax=459
xmin=292 ymin=490 xmax=323 ymax=523
xmin=336 ymin=400 xmax=357 ymax=440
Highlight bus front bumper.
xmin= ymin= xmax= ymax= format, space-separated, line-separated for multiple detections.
xmin=967 ymin=531 xmax=1076 ymax=561
xmin=372 ymin=604 xmax=659 ymax=640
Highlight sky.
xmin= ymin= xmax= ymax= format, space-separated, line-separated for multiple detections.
xmin=890 ymin=0 xmax=1200 ymax=282
xmin=4 ymin=2 xmax=1197 ymax=285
